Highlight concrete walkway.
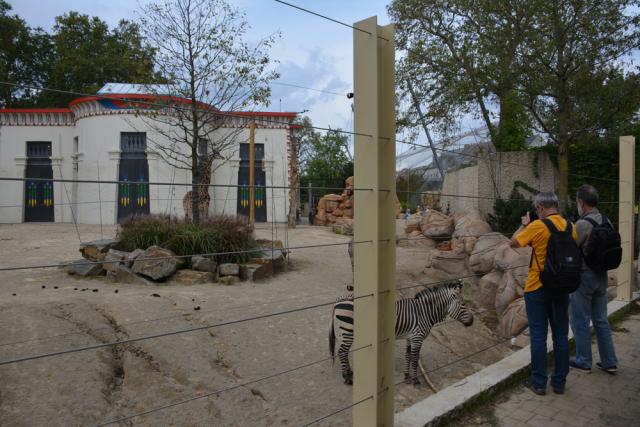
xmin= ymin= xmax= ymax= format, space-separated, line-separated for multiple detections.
xmin=455 ymin=305 xmax=640 ymax=427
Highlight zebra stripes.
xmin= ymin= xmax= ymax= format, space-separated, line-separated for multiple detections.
xmin=329 ymin=281 xmax=474 ymax=385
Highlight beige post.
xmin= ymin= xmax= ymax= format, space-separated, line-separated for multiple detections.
xmin=353 ymin=17 xmax=396 ymax=426
xmin=616 ymin=136 xmax=636 ymax=301
xmin=249 ymin=122 xmax=256 ymax=224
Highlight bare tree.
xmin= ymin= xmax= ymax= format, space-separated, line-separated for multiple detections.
xmin=138 ymin=0 xmax=279 ymax=223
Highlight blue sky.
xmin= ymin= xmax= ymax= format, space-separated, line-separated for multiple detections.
xmin=8 ymin=0 xmax=392 ymax=135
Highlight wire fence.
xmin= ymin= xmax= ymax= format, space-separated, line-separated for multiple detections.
xmin=1 ymin=2 xmax=637 ymax=425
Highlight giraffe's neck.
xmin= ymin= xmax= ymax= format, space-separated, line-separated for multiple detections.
xmin=198 ymin=156 xmax=214 ymax=196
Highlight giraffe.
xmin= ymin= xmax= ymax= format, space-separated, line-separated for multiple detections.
xmin=183 ymin=155 xmax=214 ymax=222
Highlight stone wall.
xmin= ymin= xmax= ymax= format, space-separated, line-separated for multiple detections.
xmin=441 ymin=151 xmax=558 ymax=217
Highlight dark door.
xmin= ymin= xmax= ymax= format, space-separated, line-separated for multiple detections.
xmin=24 ymin=141 xmax=54 ymax=222
xmin=237 ymin=143 xmax=267 ymax=222
xmin=117 ymin=133 xmax=150 ymax=223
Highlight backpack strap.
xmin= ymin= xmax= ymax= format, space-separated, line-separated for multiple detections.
xmin=583 ymin=217 xmax=599 ymax=227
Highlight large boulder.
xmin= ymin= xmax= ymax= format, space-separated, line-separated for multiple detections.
xmin=499 ymin=298 xmax=528 ymax=338
xmin=243 ymin=262 xmax=274 ymax=282
xmin=476 ymin=271 xmax=502 ymax=311
xmin=495 ymin=270 xmax=523 ymax=316
xmin=494 ymin=244 xmax=531 ymax=272
xmin=102 ymin=249 xmax=130 ymax=273
xmin=424 ymin=250 xmax=468 ymax=280
xmin=399 ymin=230 xmax=436 ymax=248
xmin=420 ymin=210 xmax=454 ymax=239
xmin=404 ymin=214 xmax=423 ymax=234
xmin=469 ymin=233 xmax=510 ymax=274
xmin=219 ymin=263 xmax=240 ymax=276
xmin=132 ymin=246 xmax=183 ymax=281
xmin=453 ymin=211 xmax=491 ymax=239
xmin=79 ymin=239 xmax=118 ymax=261
xmin=452 ymin=236 xmax=478 ymax=255
xmin=191 ymin=256 xmax=217 ymax=273
xmin=67 ymin=259 xmax=104 ymax=277
xmin=332 ymin=218 xmax=354 ymax=235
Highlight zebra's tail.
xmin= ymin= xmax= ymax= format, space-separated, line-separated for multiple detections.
xmin=329 ymin=306 xmax=336 ymax=364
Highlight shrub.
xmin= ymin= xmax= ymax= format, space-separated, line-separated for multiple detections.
xmin=117 ymin=215 xmax=258 ymax=263
xmin=487 ymin=188 xmax=531 ymax=234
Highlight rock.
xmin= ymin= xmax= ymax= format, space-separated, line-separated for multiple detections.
xmin=126 ymin=248 xmax=145 ymax=266
xmin=424 ymin=250 xmax=468 ymax=280
xmin=332 ymin=218 xmax=354 ymax=235
xmin=67 ymin=259 xmax=104 ymax=277
xmin=469 ymin=233 xmax=511 ymax=274
xmin=452 ymin=211 xmax=488 ymax=237
xmin=102 ymin=249 xmax=130 ymax=273
xmin=132 ymin=246 xmax=183 ymax=281
xmin=399 ymin=230 xmax=436 ymax=248
xmin=476 ymin=271 xmax=502 ymax=310
xmin=452 ymin=236 xmax=478 ymax=255
xmin=243 ymin=262 xmax=274 ymax=282
xmin=219 ymin=263 xmax=240 ymax=276
xmin=79 ymin=239 xmax=118 ymax=261
xmin=607 ymin=270 xmax=617 ymax=288
xmin=404 ymin=214 xmax=423 ymax=234
xmin=219 ymin=276 xmax=240 ymax=286
xmin=252 ymin=249 xmax=286 ymax=273
xmin=495 ymin=270 xmax=522 ymax=315
xmin=420 ymin=210 xmax=454 ymax=239
xmin=173 ymin=269 xmax=215 ymax=285
xmin=107 ymin=265 xmax=153 ymax=285
xmin=607 ymin=286 xmax=617 ymax=302
xmin=499 ymin=298 xmax=528 ymax=338
xmin=494 ymin=244 xmax=531 ymax=272
xmin=191 ymin=256 xmax=217 ymax=273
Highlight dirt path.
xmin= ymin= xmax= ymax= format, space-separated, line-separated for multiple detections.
xmin=0 ymin=223 xmax=512 ymax=426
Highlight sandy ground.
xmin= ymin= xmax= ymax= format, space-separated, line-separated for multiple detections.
xmin=0 ymin=222 xmax=513 ymax=426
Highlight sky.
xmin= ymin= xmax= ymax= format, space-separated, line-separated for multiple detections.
xmin=8 ymin=0 xmax=392 ymax=137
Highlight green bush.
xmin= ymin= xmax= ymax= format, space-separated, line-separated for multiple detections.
xmin=487 ymin=188 xmax=531 ymax=234
xmin=117 ymin=215 xmax=258 ymax=263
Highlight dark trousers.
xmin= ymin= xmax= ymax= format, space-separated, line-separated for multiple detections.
xmin=524 ymin=287 xmax=570 ymax=389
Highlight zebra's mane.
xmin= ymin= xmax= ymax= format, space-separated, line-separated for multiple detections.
xmin=413 ymin=281 xmax=461 ymax=301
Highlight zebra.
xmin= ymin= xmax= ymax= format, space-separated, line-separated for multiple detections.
xmin=329 ymin=280 xmax=474 ymax=385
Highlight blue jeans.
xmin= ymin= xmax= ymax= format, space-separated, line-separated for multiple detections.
xmin=524 ymin=287 xmax=570 ymax=389
xmin=570 ymin=270 xmax=618 ymax=368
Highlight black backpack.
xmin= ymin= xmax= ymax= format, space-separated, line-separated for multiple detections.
xmin=531 ymin=218 xmax=582 ymax=294
xmin=582 ymin=215 xmax=622 ymax=272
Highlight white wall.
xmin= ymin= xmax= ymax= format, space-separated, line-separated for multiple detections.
xmin=0 ymin=125 xmax=75 ymax=223
xmin=1 ymin=112 xmax=290 ymax=224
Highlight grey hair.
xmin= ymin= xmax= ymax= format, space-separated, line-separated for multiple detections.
xmin=534 ymin=192 xmax=559 ymax=209
xmin=576 ymin=184 xmax=598 ymax=207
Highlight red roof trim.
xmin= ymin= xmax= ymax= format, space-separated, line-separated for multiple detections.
xmin=0 ymin=108 xmax=71 ymax=113
xmin=229 ymin=111 xmax=297 ymax=118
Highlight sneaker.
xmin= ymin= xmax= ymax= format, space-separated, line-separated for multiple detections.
xmin=552 ymin=386 xmax=565 ymax=395
xmin=569 ymin=358 xmax=592 ymax=373
xmin=596 ymin=362 xmax=617 ymax=375
xmin=525 ymin=380 xmax=546 ymax=396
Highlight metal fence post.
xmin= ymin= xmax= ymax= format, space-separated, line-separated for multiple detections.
xmin=617 ymin=136 xmax=636 ymax=301
xmin=353 ymin=16 xmax=396 ymax=426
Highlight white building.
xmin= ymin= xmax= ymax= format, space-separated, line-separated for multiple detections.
xmin=0 ymin=84 xmax=297 ymax=224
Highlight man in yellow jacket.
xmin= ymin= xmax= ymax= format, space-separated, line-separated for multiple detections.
xmin=511 ymin=192 xmax=577 ymax=396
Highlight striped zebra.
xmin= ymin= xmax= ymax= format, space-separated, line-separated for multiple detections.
xmin=329 ymin=280 xmax=474 ymax=385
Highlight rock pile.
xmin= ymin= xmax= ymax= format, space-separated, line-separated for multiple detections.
xmin=314 ymin=176 xmax=402 ymax=231
xmin=69 ymin=238 xmax=289 ymax=285
xmin=414 ymin=212 xmax=619 ymax=347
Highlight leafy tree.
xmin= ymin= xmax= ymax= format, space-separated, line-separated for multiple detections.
xmin=0 ymin=1 xmax=51 ymax=107
xmin=389 ymin=0 xmax=535 ymax=151
xmin=521 ymin=0 xmax=640 ymax=208
xmin=296 ymin=117 xmax=353 ymax=199
xmin=38 ymin=12 xmax=158 ymax=106
xmin=138 ymin=0 xmax=279 ymax=224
